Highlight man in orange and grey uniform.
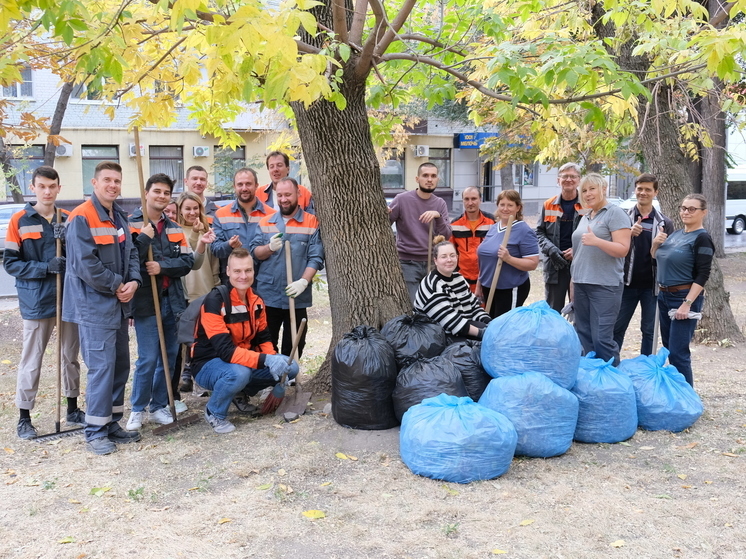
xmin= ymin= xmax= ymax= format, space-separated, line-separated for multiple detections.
xmin=535 ymin=162 xmax=586 ymax=312
xmin=450 ymin=186 xmax=495 ymax=294
xmin=63 ymin=161 xmax=142 ymax=455
xmin=257 ymin=151 xmax=314 ymax=213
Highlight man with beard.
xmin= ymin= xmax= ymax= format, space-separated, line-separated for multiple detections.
xmin=251 ymin=178 xmax=324 ymax=357
xmin=126 ymin=173 xmax=194 ymax=431
xmin=388 ymin=162 xmax=452 ymax=303
xmin=184 ymin=165 xmax=218 ymax=217
xmin=257 ymin=151 xmax=314 ymax=213
xmin=212 ymin=167 xmax=276 ymax=278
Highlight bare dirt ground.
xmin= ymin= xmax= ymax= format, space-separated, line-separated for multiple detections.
xmin=1 ymin=260 xmax=746 ymax=559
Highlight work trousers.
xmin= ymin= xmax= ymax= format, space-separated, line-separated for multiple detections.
xmin=573 ymin=282 xmax=624 ymax=366
xmin=613 ymin=286 xmax=657 ymax=356
xmin=16 ymin=318 xmax=80 ymax=409
xmin=545 ymin=267 xmax=572 ymax=313
xmin=265 ymin=306 xmax=308 ymax=359
xmin=400 ymin=259 xmax=428 ymax=304
xmin=78 ymin=316 xmax=130 ymax=442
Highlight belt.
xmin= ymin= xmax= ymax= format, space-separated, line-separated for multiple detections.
xmin=658 ymin=283 xmax=692 ymax=293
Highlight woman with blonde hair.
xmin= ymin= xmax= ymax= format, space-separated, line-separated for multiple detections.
xmin=571 ymin=173 xmax=632 ymax=365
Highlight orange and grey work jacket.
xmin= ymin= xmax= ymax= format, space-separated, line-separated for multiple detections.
xmin=535 ymin=194 xmax=586 ymax=285
xmin=257 ymin=183 xmax=314 ymax=214
xmin=450 ymin=211 xmax=495 ymax=291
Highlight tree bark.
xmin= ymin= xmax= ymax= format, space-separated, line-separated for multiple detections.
xmin=43 ymin=81 xmax=74 ymax=167
xmin=701 ymin=89 xmax=726 ymax=258
xmin=500 ymin=165 xmax=513 ymax=190
xmin=291 ymin=62 xmax=411 ymax=391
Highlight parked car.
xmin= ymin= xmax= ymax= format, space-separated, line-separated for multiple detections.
xmin=0 ymin=204 xmax=27 ymax=255
xmin=618 ymin=196 xmax=661 ymax=211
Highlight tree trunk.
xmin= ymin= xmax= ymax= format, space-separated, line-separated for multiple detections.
xmin=291 ymin=63 xmax=411 ymax=391
xmin=500 ymin=164 xmax=513 ymax=190
xmin=43 ymin=81 xmax=74 ymax=167
xmin=701 ymin=89 xmax=726 ymax=257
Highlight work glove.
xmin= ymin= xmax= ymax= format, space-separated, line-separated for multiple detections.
xmin=48 ymin=256 xmax=66 ymax=274
xmin=284 ymin=359 xmax=300 ymax=385
xmin=265 ymin=353 xmax=290 ymax=382
xmin=53 ymin=222 xmax=66 ymax=241
xmin=285 ymin=278 xmax=308 ymax=298
xmin=549 ymin=247 xmax=569 ymax=269
xmin=268 ymin=233 xmax=283 ymax=252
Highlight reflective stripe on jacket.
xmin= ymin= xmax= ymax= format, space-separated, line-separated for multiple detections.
xmin=535 ymin=194 xmax=586 ymax=284
xmin=211 ymin=199 xmax=275 ymax=259
xmin=3 ymin=203 xmax=69 ymax=320
xmin=450 ymin=211 xmax=495 ymax=285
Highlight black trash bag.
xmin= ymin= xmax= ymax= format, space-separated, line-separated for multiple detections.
xmin=331 ymin=326 xmax=399 ymax=430
xmin=392 ymin=355 xmax=468 ymax=421
xmin=381 ymin=313 xmax=447 ymax=369
xmin=441 ymin=340 xmax=491 ymax=401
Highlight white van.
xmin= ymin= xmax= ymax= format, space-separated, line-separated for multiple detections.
xmin=727 ymin=166 xmax=746 ymax=234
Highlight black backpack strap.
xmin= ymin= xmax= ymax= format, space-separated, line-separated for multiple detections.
xmin=217 ymin=284 xmax=231 ymax=318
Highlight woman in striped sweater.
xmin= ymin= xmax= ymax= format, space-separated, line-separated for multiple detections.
xmin=414 ymin=241 xmax=491 ymax=340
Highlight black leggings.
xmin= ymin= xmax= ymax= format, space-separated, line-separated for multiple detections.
xmin=481 ymin=278 xmax=531 ymax=318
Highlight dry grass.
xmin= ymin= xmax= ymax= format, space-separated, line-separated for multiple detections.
xmin=1 ymin=257 xmax=746 ymax=558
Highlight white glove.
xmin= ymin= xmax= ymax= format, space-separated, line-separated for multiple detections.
xmin=668 ymin=309 xmax=703 ymax=320
xmin=285 ymin=278 xmax=309 ymax=298
xmin=268 ymin=233 xmax=283 ymax=252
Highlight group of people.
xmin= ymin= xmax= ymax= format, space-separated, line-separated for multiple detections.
xmin=391 ymin=162 xmax=713 ymax=387
xmin=5 ymin=151 xmax=323 ymax=454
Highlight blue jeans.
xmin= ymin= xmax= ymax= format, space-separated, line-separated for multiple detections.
xmin=195 ymin=358 xmax=300 ymax=419
xmin=79 ymin=316 xmax=130 ymax=441
xmin=658 ymin=290 xmax=704 ymax=387
xmin=131 ymin=297 xmax=178 ymax=413
xmin=613 ymin=286 xmax=657 ymax=356
xmin=574 ymin=282 xmax=624 ymax=365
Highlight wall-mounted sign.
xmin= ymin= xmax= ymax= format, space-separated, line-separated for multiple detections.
xmin=453 ymin=132 xmax=499 ymax=149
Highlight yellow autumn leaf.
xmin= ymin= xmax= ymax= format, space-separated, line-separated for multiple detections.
xmin=610 ymin=540 xmax=625 ymax=548
xmin=441 ymin=484 xmax=459 ymax=496
xmin=1 ymin=360 xmax=11 ymax=364
xmin=68 ymin=499 xmax=81 ymax=504
xmin=320 ymin=481 xmax=332 ymax=487
xmin=492 ymin=550 xmax=508 ymax=555
xmin=277 ymin=469 xmax=286 ymax=476
xmin=188 ymin=487 xmax=200 ymax=491
xmin=705 ymin=480 xmax=713 ymax=484
xmin=302 ymin=509 xmax=326 ymax=520
xmin=218 ymin=518 xmax=232 ymax=524
xmin=677 ymin=474 xmax=687 ymax=480
xmin=335 ymin=452 xmax=348 ymax=460
xmin=4 ymin=448 xmax=15 ymax=454
xmin=519 ymin=519 xmax=535 ymax=526
xmin=256 ymin=483 xmax=272 ymax=490
xmin=722 ymin=452 xmax=739 ymax=457
xmin=58 ymin=536 xmax=75 ymax=544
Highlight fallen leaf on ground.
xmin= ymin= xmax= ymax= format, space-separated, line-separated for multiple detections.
xmin=4 ymin=448 xmax=14 ymax=454
xmin=681 ymin=485 xmax=692 ymax=489
xmin=302 ymin=509 xmax=326 ymax=520
xmin=610 ymin=540 xmax=625 ymax=548
xmin=335 ymin=452 xmax=348 ymax=460
xmin=725 ymin=523 xmax=733 ymax=527
xmin=320 ymin=481 xmax=332 ymax=487
xmin=68 ymin=499 xmax=81 ymax=504
xmin=677 ymin=474 xmax=687 ymax=480
xmin=441 ymin=484 xmax=459 ymax=496
xmin=277 ymin=469 xmax=286 ymax=476
xmin=256 ymin=483 xmax=272 ymax=490
xmin=721 ymin=452 xmax=740 ymax=458
xmin=1 ymin=360 xmax=11 ymax=364
xmin=218 ymin=518 xmax=231 ymax=524
xmin=58 ymin=537 xmax=75 ymax=544
xmin=188 ymin=487 xmax=200 ymax=491
xmin=89 ymin=487 xmax=111 ymax=497
xmin=519 ymin=519 xmax=535 ymax=526
xmin=639 ymin=446 xmax=655 ymax=450
xmin=347 ymin=455 xmax=358 ymax=461
xmin=705 ymin=480 xmax=713 ymax=484
xmin=492 ymin=550 xmax=508 ymax=554
xmin=684 ymin=442 xmax=699 ymax=449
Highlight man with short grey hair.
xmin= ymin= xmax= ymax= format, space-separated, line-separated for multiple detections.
xmin=535 ymin=162 xmax=586 ymax=312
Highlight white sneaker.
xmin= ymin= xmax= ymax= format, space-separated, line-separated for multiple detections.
xmin=174 ymin=400 xmax=188 ymax=414
xmin=149 ymin=408 xmax=175 ymax=425
xmin=126 ymin=411 xmax=144 ymax=431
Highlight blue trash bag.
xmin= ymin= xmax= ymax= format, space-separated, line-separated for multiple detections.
xmin=331 ymin=325 xmax=399 ymax=430
xmin=478 ymin=371 xmax=579 ymax=457
xmin=572 ymin=352 xmax=638 ymax=443
xmin=618 ymin=347 xmax=703 ymax=432
xmin=481 ymin=301 xmax=581 ymax=389
xmin=392 ymin=355 xmax=468 ymax=422
xmin=400 ymin=394 xmax=517 ymax=483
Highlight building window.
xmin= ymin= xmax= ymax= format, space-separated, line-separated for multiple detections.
xmin=429 ymin=148 xmax=451 ymax=189
xmin=513 ymin=163 xmax=536 ymax=187
xmin=7 ymin=145 xmax=44 ymax=195
xmin=2 ymin=66 xmax=33 ymax=98
xmin=149 ymin=146 xmax=184 ymax=193
xmin=72 ymin=78 xmax=105 ymax=101
xmin=82 ymin=146 xmax=119 ymax=195
xmin=212 ymin=146 xmax=246 ymax=194
xmin=381 ymin=149 xmax=405 ymax=189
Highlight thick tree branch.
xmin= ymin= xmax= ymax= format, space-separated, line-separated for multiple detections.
xmin=332 ymin=0 xmax=348 ymax=43
xmin=357 ymin=0 xmax=385 ymax=78
xmin=710 ymin=2 xmax=735 ymax=27
xmin=394 ymin=34 xmax=468 ymax=57
xmin=373 ymin=0 xmax=417 ymax=57
xmin=349 ymin=0 xmax=369 ymax=45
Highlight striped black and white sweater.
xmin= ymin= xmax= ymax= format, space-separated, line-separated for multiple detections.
xmin=414 ymin=270 xmax=491 ymax=336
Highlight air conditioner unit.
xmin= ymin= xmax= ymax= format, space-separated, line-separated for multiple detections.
xmin=55 ymin=144 xmax=73 ymax=157
xmin=193 ymin=146 xmax=210 ymax=157
xmin=129 ymin=143 xmax=144 ymax=157
xmin=415 ymin=145 xmax=430 ymax=157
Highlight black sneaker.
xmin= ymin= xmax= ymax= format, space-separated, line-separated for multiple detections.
xmin=232 ymin=393 xmax=258 ymax=415
xmin=17 ymin=418 xmax=37 ymax=440
xmin=86 ymin=437 xmax=117 ymax=455
xmin=66 ymin=408 xmax=86 ymax=427
xmin=179 ymin=375 xmax=193 ymax=393
xmin=108 ymin=424 xmax=142 ymax=444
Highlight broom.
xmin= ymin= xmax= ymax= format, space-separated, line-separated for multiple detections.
xmin=260 ymin=318 xmax=307 ymax=415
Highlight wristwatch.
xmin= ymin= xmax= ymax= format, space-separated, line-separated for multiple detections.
xmin=684 ymin=299 xmax=693 ymax=305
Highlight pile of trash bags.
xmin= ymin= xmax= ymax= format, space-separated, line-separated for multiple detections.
xmin=331 ymin=301 xmax=705 ymax=484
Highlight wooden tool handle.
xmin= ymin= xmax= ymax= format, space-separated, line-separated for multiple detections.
xmin=485 ymin=215 xmax=515 ymax=314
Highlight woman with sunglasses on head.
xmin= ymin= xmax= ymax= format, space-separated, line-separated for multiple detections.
xmin=651 ymin=193 xmax=714 ymax=388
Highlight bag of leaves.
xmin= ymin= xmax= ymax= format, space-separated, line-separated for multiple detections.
xmin=572 ymin=352 xmax=638 ymax=443
xmin=618 ymin=348 xmax=703 ymax=432
xmin=331 ymin=325 xmax=399 ymax=430
xmin=392 ymin=355 xmax=468 ymax=422
xmin=441 ymin=340 xmax=492 ymax=401
xmin=400 ymin=394 xmax=517 ymax=483
xmin=381 ymin=312 xmax=447 ymax=369
xmin=479 ymin=371 xmax=579 ymax=458
xmin=481 ymin=301 xmax=581 ymax=390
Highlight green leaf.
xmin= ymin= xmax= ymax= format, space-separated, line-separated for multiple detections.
xmin=338 ymin=44 xmax=350 ymax=63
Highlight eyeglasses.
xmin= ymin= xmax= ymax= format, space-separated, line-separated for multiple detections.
xmin=559 ymin=174 xmax=580 ymax=180
xmin=679 ymin=206 xmax=703 ymax=213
